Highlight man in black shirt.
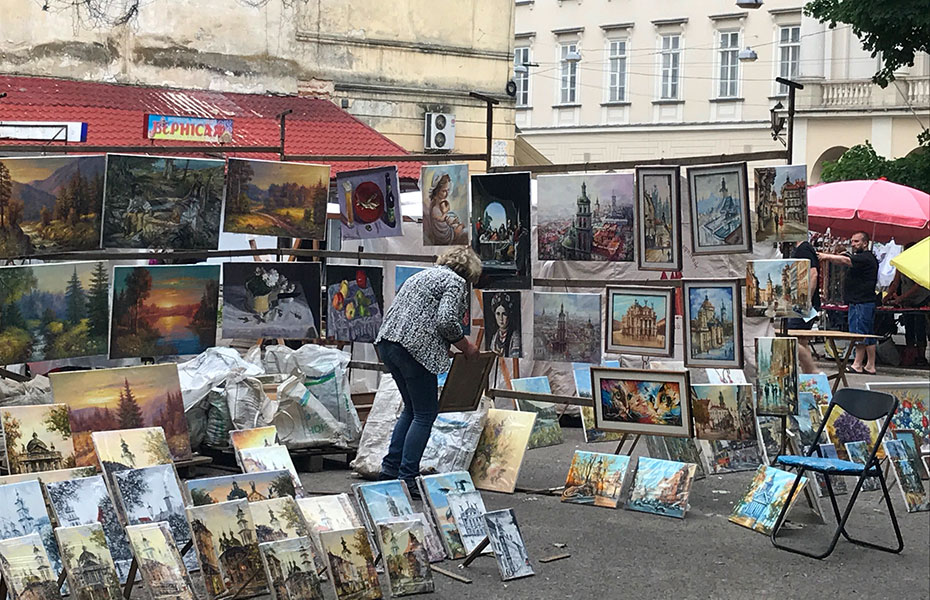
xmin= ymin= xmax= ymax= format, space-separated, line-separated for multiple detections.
xmin=819 ymin=231 xmax=879 ymax=374
xmin=787 ymin=239 xmax=821 ymax=373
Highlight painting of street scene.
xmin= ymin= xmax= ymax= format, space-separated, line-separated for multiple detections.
xmin=419 ymin=472 xmax=476 ymax=559
xmin=636 ymin=166 xmax=681 ymax=271
xmin=102 ymin=154 xmax=224 ymax=250
xmin=319 ymin=527 xmax=382 ymax=600
xmin=625 ymin=457 xmax=696 ymax=519
xmin=683 ymin=280 xmax=742 ymax=369
xmin=378 ymin=521 xmax=434 ymax=596
xmin=537 ymin=173 xmax=634 ymax=262
xmin=325 ymin=266 xmax=383 ymax=343
xmin=250 ymin=497 xmax=310 ymax=543
xmin=56 ymin=523 xmax=122 ymax=600
xmin=703 ymin=439 xmax=764 ymax=474
xmin=421 ymin=164 xmax=468 ymax=246
xmin=687 ymin=163 xmax=751 ymax=255
xmin=511 ymin=376 xmax=563 ymax=449
xmin=469 ymin=409 xmax=536 ymax=494
xmin=561 ymin=450 xmax=630 ymax=508
xmin=754 ymin=164 xmax=808 ymax=243
xmin=187 ymin=470 xmax=297 ymax=507
xmin=110 ymin=264 xmax=220 ymax=359
xmin=845 ymin=441 xmax=881 ymax=491
xmin=593 ymin=368 xmax=691 ymax=437
xmin=470 ymin=172 xmax=531 ymax=289
xmin=746 ymin=259 xmax=811 ymax=318
xmin=222 ymin=262 xmax=321 ymax=340
xmin=729 ymin=465 xmax=808 ymax=534
xmin=49 ymin=364 xmax=190 ymax=467
xmin=1 ymin=403 xmax=75 ymax=474
xmin=0 ymin=532 xmax=60 ymax=600
xmin=533 ymin=292 xmax=601 ymax=363
xmin=0 ymin=155 xmax=105 ymax=259
xmin=124 ymin=522 xmax=196 ymax=600
xmin=0 ymin=480 xmax=62 ymax=585
xmin=606 ymin=286 xmax=673 ymax=356
xmin=691 ymin=384 xmax=756 ymax=441
xmin=755 ymin=337 xmax=799 ymax=416
xmin=0 ymin=261 xmax=110 ymax=364
xmin=483 ymin=509 xmax=534 ymax=581
xmin=224 ymin=158 xmax=330 ymax=239
xmin=883 ymin=439 xmax=929 ymax=512
xmin=259 ymin=536 xmax=324 ymax=600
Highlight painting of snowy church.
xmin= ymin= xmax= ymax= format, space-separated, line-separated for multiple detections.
xmin=730 ymin=465 xmax=808 ymax=534
xmin=259 ymin=536 xmax=324 ymax=600
xmin=537 ymin=173 xmax=634 ymax=262
xmin=533 ymin=292 xmax=602 ymax=364
xmin=484 ymin=509 xmax=534 ymax=581
xmin=754 ymin=164 xmax=808 ymax=243
xmin=2 ymin=404 xmax=76 ymax=474
xmin=0 ymin=480 xmax=62 ymax=585
xmin=0 ymin=532 xmax=60 ymax=600
xmin=687 ymin=163 xmax=751 ymax=255
xmin=378 ymin=520 xmax=434 ymax=596
xmin=124 ymin=522 xmax=196 ymax=600
xmin=56 ymin=523 xmax=123 ymax=600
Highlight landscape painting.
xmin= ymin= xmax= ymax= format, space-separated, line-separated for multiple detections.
xmin=533 ymin=292 xmax=602 ymax=363
xmin=746 ymin=259 xmax=811 ymax=318
xmin=124 ymin=522 xmax=196 ymax=600
xmin=606 ymin=286 xmax=674 ymax=356
xmin=296 ymin=494 xmax=364 ymax=534
xmin=222 ymin=262 xmax=322 ymax=340
xmin=536 ymin=173 xmax=634 ymax=262
xmin=239 ymin=445 xmax=306 ymax=496
xmin=0 ymin=480 xmax=62 ymax=583
xmin=55 ymin=523 xmax=122 ymax=600
xmin=337 ymin=166 xmax=402 ymax=240
xmin=1 ymin=403 xmax=76 ymax=474
xmin=755 ymin=337 xmax=799 ymax=416
xmin=224 ymin=158 xmax=330 ymax=239
xmin=109 ymin=264 xmax=220 ymax=359
xmin=867 ymin=381 xmax=930 ymax=447
xmin=591 ymin=367 xmax=692 ymax=437
xmin=259 ymin=536 xmax=324 ymax=600
xmin=187 ymin=470 xmax=297 ymax=506
xmin=635 ymin=166 xmax=681 ymax=271
xmin=625 ymin=457 xmax=696 ymax=519
xmin=483 ymin=509 xmax=534 ymax=581
xmin=469 ymin=408 xmax=536 ymax=494
xmin=883 ymin=439 xmax=929 ymax=512
xmin=0 ymin=261 xmax=110 ymax=364
xmin=418 ymin=472 xmax=477 ymax=559
xmin=446 ymin=490 xmax=488 ymax=555
xmin=230 ymin=426 xmax=278 ymax=454
xmin=102 ymin=154 xmax=224 ymax=250
xmin=729 ymin=465 xmax=808 ymax=535
xmin=0 ymin=155 xmax=105 ymax=258
xmin=573 ymin=362 xmax=624 ymax=444
xmin=754 ymin=164 xmax=808 ymax=243
xmin=511 ymin=376 xmax=563 ymax=449
xmin=250 ymin=496 xmax=310 ymax=543
xmin=92 ymin=427 xmax=173 ymax=475
xmin=687 ymin=163 xmax=751 ymax=255
xmin=483 ymin=290 xmax=522 ymax=358
xmin=49 ymin=363 xmax=190 ymax=466
xmin=0 ymin=532 xmax=59 ymax=600
xmin=325 ymin=265 xmax=384 ymax=343
xmin=561 ymin=450 xmax=630 ymax=508
xmin=318 ymin=527 xmax=382 ymax=600
xmin=471 ymin=172 xmax=531 ymax=289
xmin=682 ymin=279 xmax=743 ymax=369
xmin=421 ymin=163 xmax=468 ymax=246
xmin=378 ymin=521 xmax=434 ymax=597
xmin=691 ymin=384 xmax=756 ymax=441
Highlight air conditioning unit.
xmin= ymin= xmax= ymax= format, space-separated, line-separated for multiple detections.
xmin=424 ymin=112 xmax=455 ymax=151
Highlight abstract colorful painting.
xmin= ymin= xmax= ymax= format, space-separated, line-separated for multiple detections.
xmin=0 ymin=532 xmax=59 ymax=600
xmin=746 ymin=259 xmax=811 ymax=318
xmin=421 ymin=163 xmax=468 ymax=246
xmin=799 ymin=373 xmax=832 ymax=406
xmin=471 ymin=172 xmax=532 ymax=289
xmin=325 ymin=265 xmax=384 ymax=343
xmin=0 ymin=261 xmax=110 ymax=364
xmin=625 ymin=457 xmax=696 ymax=519
xmin=702 ymin=439 xmax=763 ymax=474
xmin=592 ymin=367 xmax=691 ymax=437
xmin=687 ymin=162 xmax=751 ymax=255
xmin=866 ymin=381 xmax=930 ymax=446
xmin=573 ymin=362 xmax=624 ymax=444
xmin=250 ymin=496 xmax=310 ymax=543
xmin=259 ymin=536 xmax=324 ymax=600
xmin=635 ymin=165 xmax=681 ymax=271
xmin=561 ymin=450 xmax=630 ymax=508
xmin=729 ymin=465 xmax=808 ymax=534
xmin=296 ymin=494 xmax=365 ymax=535
xmin=883 ymin=439 xmax=929 ymax=512
xmin=240 ymin=445 xmax=306 ymax=496
xmin=1 ymin=403 xmax=75 ymax=474
xmin=512 ymin=376 xmax=563 ymax=449
xmin=378 ymin=520 xmax=434 ymax=596
xmin=844 ymin=441 xmax=881 ymax=492
xmin=91 ymin=427 xmax=173 ymax=474
xmin=125 ymin=521 xmax=196 ymax=600
xmin=318 ymin=527 xmax=382 ymax=600
xmin=822 ymin=404 xmax=885 ymax=461
xmin=337 ymin=165 xmax=402 ymax=240
xmin=606 ymin=286 xmax=674 ymax=356
xmin=533 ymin=292 xmax=602 ymax=363
xmin=445 ymin=490 xmax=488 ymax=555
xmin=754 ymin=164 xmax=808 ymax=243
xmin=483 ymin=509 xmax=534 ymax=581
xmin=682 ymin=279 xmax=743 ymax=369
xmin=224 ymin=158 xmax=330 ymax=239
xmin=55 ymin=523 xmax=122 ymax=600
xmin=690 ymin=384 xmax=756 ymax=441
xmin=109 ymin=264 xmax=219 ymax=358
xmin=50 ymin=363 xmax=190 ymax=466
xmin=755 ymin=337 xmax=799 ymax=416
xmin=469 ymin=408 xmax=536 ymax=493
xmin=537 ymin=173 xmax=634 ymax=262
xmin=483 ymin=290 xmax=523 ymax=358
xmin=0 ymin=480 xmax=61 ymax=583
xmin=222 ymin=262 xmax=322 ymax=340
xmin=187 ymin=470 xmax=297 ymax=506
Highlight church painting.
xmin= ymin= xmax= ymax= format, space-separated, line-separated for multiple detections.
xmin=238 ymin=445 xmax=306 ymax=497
xmin=746 ymin=259 xmax=811 ymax=319
xmin=249 ymin=497 xmax=311 ymax=544
xmin=591 ymin=367 xmax=692 ymax=438
xmin=753 ymin=164 xmax=808 ymax=243
xmin=687 ymin=163 xmax=751 ymax=255
xmin=353 ymin=481 xmax=415 ymax=530
xmin=532 ymin=292 xmax=602 ymax=363
xmin=1 ymin=404 xmax=76 ymax=474
xmin=483 ymin=509 xmax=534 ymax=581
xmin=636 ymin=166 xmax=682 ymax=271
xmin=691 ymin=384 xmax=757 ymax=441
xmin=55 ymin=523 xmax=122 ymax=600
xmin=377 ymin=520 xmax=434 ymax=596
xmin=470 ymin=172 xmax=531 ymax=289
xmin=606 ymin=286 xmax=674 ymax=357
xmin=682 ymin=279 xmax=743 ymax=369
xmin=186 ymin=470 xmax=297 ymax=507
xmin=0 ymin=480 xmax=63 ymax=587
xmin=729 ymin=465 xmax=808 ymax=534
xmin=445 ymin=490 xmax=488 ymax=555
xmin=625 ymin=457 xmax=697 ymax=519
xmin=537 ymin=173 xmax=634 ymax=263
xmin=318 ymin=527 xmax=382 ymax=600
xmin=124 ymin=522 xmax=196 ymax=600
xmin=258 ymin=536 xmax=324 ymax=600
xmin=0 ymin=532 xmax=60 ymax=600
xmin=296 ymin=494 xmax=365 ymax=536
xmin=416 ymin=472 xmax=476 ymax=559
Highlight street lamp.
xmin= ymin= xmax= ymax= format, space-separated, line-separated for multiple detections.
xmin=738 ymin=47 xmax=758 ymax=62
xmin=770 ymin=101 xmax=785 ymax=142
xmin=736 ymin=0 xmax=763 ymax=8
xmin=565 ymin=51 xmax=582 ymax=63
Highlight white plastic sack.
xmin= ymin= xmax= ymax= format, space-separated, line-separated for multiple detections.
xmin=0 ymin=375 xmax=51 ymax=407
xmin=420 ymin=400 xmax=489 ymax=474
xmin=177 ymin=347 xmax=264 ymax=411
xmin=226 ymin=373 xmax=278 ymax=430
xmin=274 ymin=375 xmax=348 ymax=448
xmin=350 ymin=375 xmax=404 ymax=478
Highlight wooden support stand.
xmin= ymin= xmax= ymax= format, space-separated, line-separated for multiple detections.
xmin=458 ymin=536 xmax=491 ymax=569
xmin=614 ymin=434 xmax=642 ymax=456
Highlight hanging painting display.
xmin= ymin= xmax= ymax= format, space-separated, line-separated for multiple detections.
xmin=187 ymin=470 xmax=297 ymax=506
xmin=377 ymin=520 xmax=435 ymax=596
xmin=729 ymin=465 xmax=809 ymax=535
xmin=337 ymin=166 xmax=402 ymax=240
xmin=866 ymin=381 xmax=930 ymax=446
xmin=318 ymin=527 xmax=382 ymax=600
xmin=686 ymin=162 xmax=751 ymax=255
xmin=0 ymin=480 xmax=62 ymax=583
xmin=102 ymin=154 xmax=224 ymax=250
xmin=324 ymin=265 xmax=384 ymax=343
xmin=223 ymin=158 xmax=330 ymax=239
xmin=690 ymin=384 xmax=756 ymax=441
xmin=0 ymin=532 xmax=59 ymax=600
xmin=882 ymin=439 xmax=929 ymax=512
xmin=1 ymin=403 xmax=76 ymax=474
xmin=55 ymin=523 xmax=123 ymax=600
xmin=591 ymin=367 xmax=692 ymax=437
xmin=753 ymin=164 xmax=808 ymax=243
xmin=222 ymin=262 xmax=322 ymax=340
xmin=561 ymin=450 xmax=631 ymax=508
xmin=469 ymin=408 xmax=536 ymax=493
xmin=470 ymin=172 xmax=531 ymax=289
xmin=259 ymin=536 xmax=325 ymax=600
xmin=417 ymin=472 xmax=478 ymax=559
xmin=682 ymin=279 xmax=743 ymax=369
xmin=483 ymin=509 xmax=534 ymax=581
xmin=533 ymin=292 xmax=602 ymax=363
xmin=755 ymin=337 xmax=799 ymax=416
xmin=511 ymin=376 xmax=563 ymax=449
xmin=421 ymin=163 xmax=469 ymax=246
xmin=536 ymin=173 xmax=634 ymax=262
xmin=605 ymin=285 xmax=674 ymax=356
xmin=625 ymin=457 xmax=696 ymax=519
xmin=745 ymin=259 xmax=811 ymax=318
xmin=635 ymin=165 xmax=682 ymax=271
xmin=0 ymin=261 xmax=110 ymax=364
xmin=124 ymin=522 xmax=197 ymax=600
xmin=482 ymin=290 xmax=523 ymax=358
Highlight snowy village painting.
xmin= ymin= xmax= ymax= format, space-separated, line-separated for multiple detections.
xmin=378 ymin=520 xmax=434 ymax=596
xmin=0 ymin=155 xmax=105 ymax=259
xmin=222 ymin=262 xmax=322 ymax=340
xmin=102 ymin=154 xmax=224 ymax=250
xmin=533 ymin=292 xmax=602 ymax=363
xmin=729 ymin=465 xmax=808 ymax=534
xmin=0 ymin=261 xmax=110 ymax=365
xmin=470 ymin=172 xmax=532 ymax=289
xmin=418 ymin=472 xmax=476 ymax=559
xmin=124 ymin=522 xmax=196 ymax=600
xmin=536 ymin=173 xmax=634 ymax=262
xmin=484 ymin=509 xmax=534 ymax=581
xmin=561 ymin=450 xmax=630 ymax=508
xmin=683 ymin=279 xmax=743 ymax=369
xmin=0 ymin=532 xmax=60 ymax=600
xmin=625 ymin=457 xmax=696 ymax=519
xmin=49 ymin=364 xmax=190 ymax=467
xmin=592 ymin=368 xmax=692 ymax=437
xmin=259 ymin=536 xmax=325 ymax=600
xmin=224 ymin=158 xmax=330 ymax=240
xmin=746 ymin=259 xmax=811 ymax=319
xmin=109 ymin=264 xmax=220 ymax=359
xmin=0 ymin=480 xmax=62 ymax=585
xmin=318 ymin=527 xmax=382 ymax=600
xmin=55 ymin=523 xmax=123 ymax=600
xmin=754 ymin=164 xmax=808 ymax=243
xmin=691 ymin=384 xmax=756 ymax=441
xmin=687 ymin=163 xmax=751 ymax=255
xmin=1 ymin=403 xmax=75 ymax=474
xmin=187 ymin=470 xmax=298 ymax=506
xmin=635 ymin=166 xmax=681 ymax=271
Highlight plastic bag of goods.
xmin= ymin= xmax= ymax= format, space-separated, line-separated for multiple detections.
xmin=177 ymin=347 xmax=263 ymax=411
xmin=420 ymin=400 xmax=489 ymax=474
xmin=202 ymin=387 xmax=234 ymax=448
xmin=350 ymin=375 xmax=404 ymax=478
xmin=274 ymin=375 xmax=348 ymax=448
xmin=226 ymin=373 xmax=279 ymax=431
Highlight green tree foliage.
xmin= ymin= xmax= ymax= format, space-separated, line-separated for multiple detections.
xmin=3 ymin=413 xmax=21 ymax=469
xmin=65 ymin=268 xmax=87 ymax=325
xmin=227 ymin=160 xmax=254 ymax=214
xmin=0 ymin=267 xmax=37 ymax=329
xmin=820 ymin=142 xmax=930 ymax=193
xmin=117 ymin=378 xmax=144 ymax=429
xmin=190 ymin=488 xmax=216 ymax=506
xmin=86 ymin=262 xmax=110 ymax=338
xmin=44 ymin=405 xmax=72 ymax=439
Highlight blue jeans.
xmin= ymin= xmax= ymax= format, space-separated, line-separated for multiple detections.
xmin=376 ymin=341 xmax=439 ymax=482
xmin=848 ymin=302 xmax=877 ymax=345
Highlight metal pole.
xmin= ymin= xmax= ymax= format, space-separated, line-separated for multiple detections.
xmin=469 ymin=91 xmax=500 ymax=172
xmin=276 ymin=109 xmax=292 ymax=160
xmin=775 ymin=77 xmax=804 ymax=164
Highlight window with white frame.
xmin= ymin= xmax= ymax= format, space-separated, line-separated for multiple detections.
xmin=514 ymin=47 xmax=530 ymax=107
xmin=777 ymin=25 xmax=800 ymax=95
xmin=718 ymin=31 xmax=740 ymax=98
xmin=559 ymin=42 xmax=579 ymax=104
xmin=607 ymin=39 xmax=628 ymax=102
xmin=659 ymin=34 xmax=681 ymax=100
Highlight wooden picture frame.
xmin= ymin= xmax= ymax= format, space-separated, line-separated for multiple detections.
xmin=682 ymin=279 xmax=744 ymax=369
xmin=437 ymin=351 xmax=496 ymax=413
xmin=590 ymin=367 xmax=692 ymax=438
xmin=635 ymin=165 xmax=682 ymax=271
xmin=686 ymin=162 xmax=751 ymax=255
xmin=605 ymin=285 xmax=675 ymax=357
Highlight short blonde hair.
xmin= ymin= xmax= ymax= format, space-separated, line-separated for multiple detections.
xmin=436 ymin=246 xmax=482 ymax=285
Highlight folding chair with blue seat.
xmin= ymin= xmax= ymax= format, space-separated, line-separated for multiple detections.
xmin=770 ymin=387 xmax=904 ymax=559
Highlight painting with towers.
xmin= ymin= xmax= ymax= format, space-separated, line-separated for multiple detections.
xmin=124 ymin=522 xmax=196 ymax=600
xmin=533 ymin=292 xmax=602 ymax=363
xmin=259 ymin=536 xmax=325 ymax=600
xmin=56 ymin=523 xmax=123 ymax=600
xmin=0 ymin=480 xmax=64 ymax=586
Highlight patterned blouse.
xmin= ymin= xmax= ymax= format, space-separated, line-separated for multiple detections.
xmin=376 ymin=266 xmax=467 ymax=374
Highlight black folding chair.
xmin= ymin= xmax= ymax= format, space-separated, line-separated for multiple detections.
xmin=770 ymin=387 xmax=903 ymax=559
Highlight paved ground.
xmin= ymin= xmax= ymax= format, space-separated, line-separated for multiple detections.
xmin=193 ymin=363 xmax=930 ymax=600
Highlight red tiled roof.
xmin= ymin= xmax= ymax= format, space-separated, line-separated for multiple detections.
xmin=0 ymin=74 xmax=420 ymax=179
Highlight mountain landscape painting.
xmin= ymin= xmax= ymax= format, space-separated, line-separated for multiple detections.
xmin=0 ymin=155 xmax=105 ymax=258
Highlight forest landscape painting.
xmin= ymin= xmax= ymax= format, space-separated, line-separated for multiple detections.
xmin=109 ymin=264 xmax=219 ymax=359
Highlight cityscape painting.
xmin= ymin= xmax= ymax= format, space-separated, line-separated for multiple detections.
xmin=591 ymin=367 xmax=692 ymax=437
xmin=250 ymin=496 xmax=311 ymax=543
xmin=755 ymin=337 xmax=799 ymax=416
xmin=729 ymin=465 xmax=808 ymax=535
xmin=690 ymin=384 xmax=756 ymax=441
xmin=55 ymin=523 xmax=122 ymax=600
xmin=0 ymin=532 xmax=60 ymax=600
xmin=883 ymin=439 xmax=929 ymax=513
xmin=318 ymin=527 xmax=382 ymax=600
xmin=754 ymin=164 xmax=808 ymax=243
xmin=625 ymin=457 xmax=696 ymax=519
xmin=0 ymin=480 xmax=62 ymax=585
xmin=187 ymin=470 xmax=297 ymax=506
xmin=746 ymin=259 xmax=811 ymax=318
xmin=483 ymin=509 xmax=534 ymax=581
xmin=561 ymin=450 xmax=630 ymax=508
xmin=124 ymin=522 xmax=196 ymax=600
xmin=259 ymin=536 xmax=325 ymax=600
xmin=686 ymin=163 xmax=751 ymax=255
xmin=470 ymin=172 xmax=532 ymax=289
xmin=606 ymin=286 xmax=674 ymax=356
xmin=635 ymin=166 xmax=681 ymax=271
xmin=1 ymin=403 xmax=75 ymax=474
xmin=445 ymin=490 xmax=488 ymax=555
xmin=682 ymin=279 xmax=743 ymax=369
xmin=533 ymin=292 xmax=602 ymax=363
xmin=377 ymin=520 xmax=435 ymax=596
xmin=296 ymin=494 xmax=365 ymax=535
xmin=417 ymin=472 xmax=476 ymax=559
xmin=421 ymin=163 xmax=468 ymax=246
xmin=239 ymin=445 xmax=306 ymax=496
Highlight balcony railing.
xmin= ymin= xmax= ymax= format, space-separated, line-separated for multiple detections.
xmin=800 ymin=76 xmax=930 ymax=111
xmin=820 ymin=80 xmax=872 ymax=107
